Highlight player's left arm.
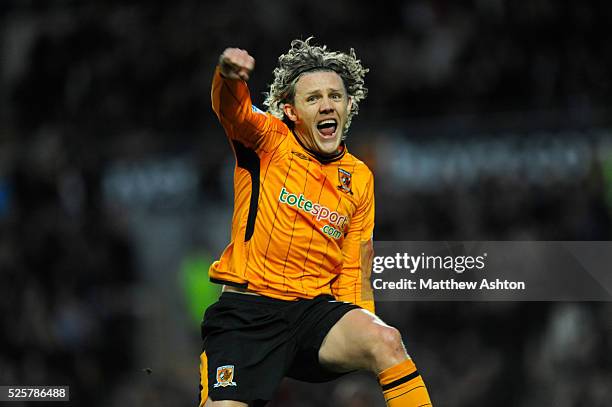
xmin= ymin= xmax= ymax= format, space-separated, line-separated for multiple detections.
xmin=331 ymin=170 xmax=376 ymax=313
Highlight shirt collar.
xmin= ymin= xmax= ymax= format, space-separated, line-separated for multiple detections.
xmin=291 ymin=132 xmax=346 ymax=164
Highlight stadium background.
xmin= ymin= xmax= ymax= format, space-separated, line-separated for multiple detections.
xmin=1 ymin=1 xmax=612 ymax=406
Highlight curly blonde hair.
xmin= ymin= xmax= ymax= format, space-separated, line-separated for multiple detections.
xmin=263 ymin=37 xmax=368 ymax=138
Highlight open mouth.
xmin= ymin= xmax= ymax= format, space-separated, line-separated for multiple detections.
xmin=316 ymin=119 xmax=338 ymax=138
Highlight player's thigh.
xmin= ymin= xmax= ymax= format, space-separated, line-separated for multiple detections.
xmin=204 ymin=398 xmax=247 ymax=407
xmin=319 ymin=309 xmax=393 ymax=372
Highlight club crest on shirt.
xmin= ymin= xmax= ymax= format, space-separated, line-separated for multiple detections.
xmin=214 ymin=365 xmax=237 ymax=388
xmin=337 ymin=168 xmax=353 ymax=195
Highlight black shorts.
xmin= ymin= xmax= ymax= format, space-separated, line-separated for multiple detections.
xmin=200 ymin=292 xmax=360 ymax=403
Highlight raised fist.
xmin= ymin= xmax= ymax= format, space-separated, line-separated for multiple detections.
xmin=218 ymin=48 xmax=255 ymax=81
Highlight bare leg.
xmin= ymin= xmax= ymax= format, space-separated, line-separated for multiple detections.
xmin=318 ymin=308 xmax=433 ymax=406
xmin=204 ymin=398 xmax=248 ymax=407
xmin=319 ymin=308 xmax=408 ymax=374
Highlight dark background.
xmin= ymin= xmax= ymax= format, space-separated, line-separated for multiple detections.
xmin=1 ymin=1 xmax=612 ymax=406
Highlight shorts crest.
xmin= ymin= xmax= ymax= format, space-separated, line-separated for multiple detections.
xmin=214 ymin=365 xmax=237 ymax=388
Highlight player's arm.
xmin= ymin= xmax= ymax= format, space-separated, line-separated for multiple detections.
xmin=331 ymin=171 xmax=376 ymax=313
xmin=211 ymin=48 xmax=284 ymax=151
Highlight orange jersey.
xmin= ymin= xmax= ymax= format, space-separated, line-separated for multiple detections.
xmin=210 ymin=68 xmax=375 ymax=311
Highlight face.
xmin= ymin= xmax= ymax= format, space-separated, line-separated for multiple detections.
xmin=283 ymin=70 xmax=353 ymax=155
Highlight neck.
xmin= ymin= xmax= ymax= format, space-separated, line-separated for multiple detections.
xmin=292 ymin=132 xmax=346 ymax=164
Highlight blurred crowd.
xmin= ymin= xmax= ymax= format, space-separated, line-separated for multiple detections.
xmin=2 ymin=0 xmax=612 ymax=137
xmin=1 ymin=0 xmax=612 ymax=406
xmin=0 ymin=132 xmax=136 ymax=403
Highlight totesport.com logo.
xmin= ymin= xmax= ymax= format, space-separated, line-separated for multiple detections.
xmin=278 ymin=187 xmax=348 ymax=239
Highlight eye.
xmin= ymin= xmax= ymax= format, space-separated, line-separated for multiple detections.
xmin=306 ymin=95 xmax=318 ymax=102
xmin=331 ymin=93 xmax=342 ymax=101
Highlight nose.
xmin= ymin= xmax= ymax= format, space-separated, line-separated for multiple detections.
xmin=319 ymin=96 xmax=334 ymax=113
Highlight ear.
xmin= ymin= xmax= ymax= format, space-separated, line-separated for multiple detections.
xmin=283 ymin=103 xmax=298 ymax=123
xmin=347 ymin=96 xmax=353 ymax=112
